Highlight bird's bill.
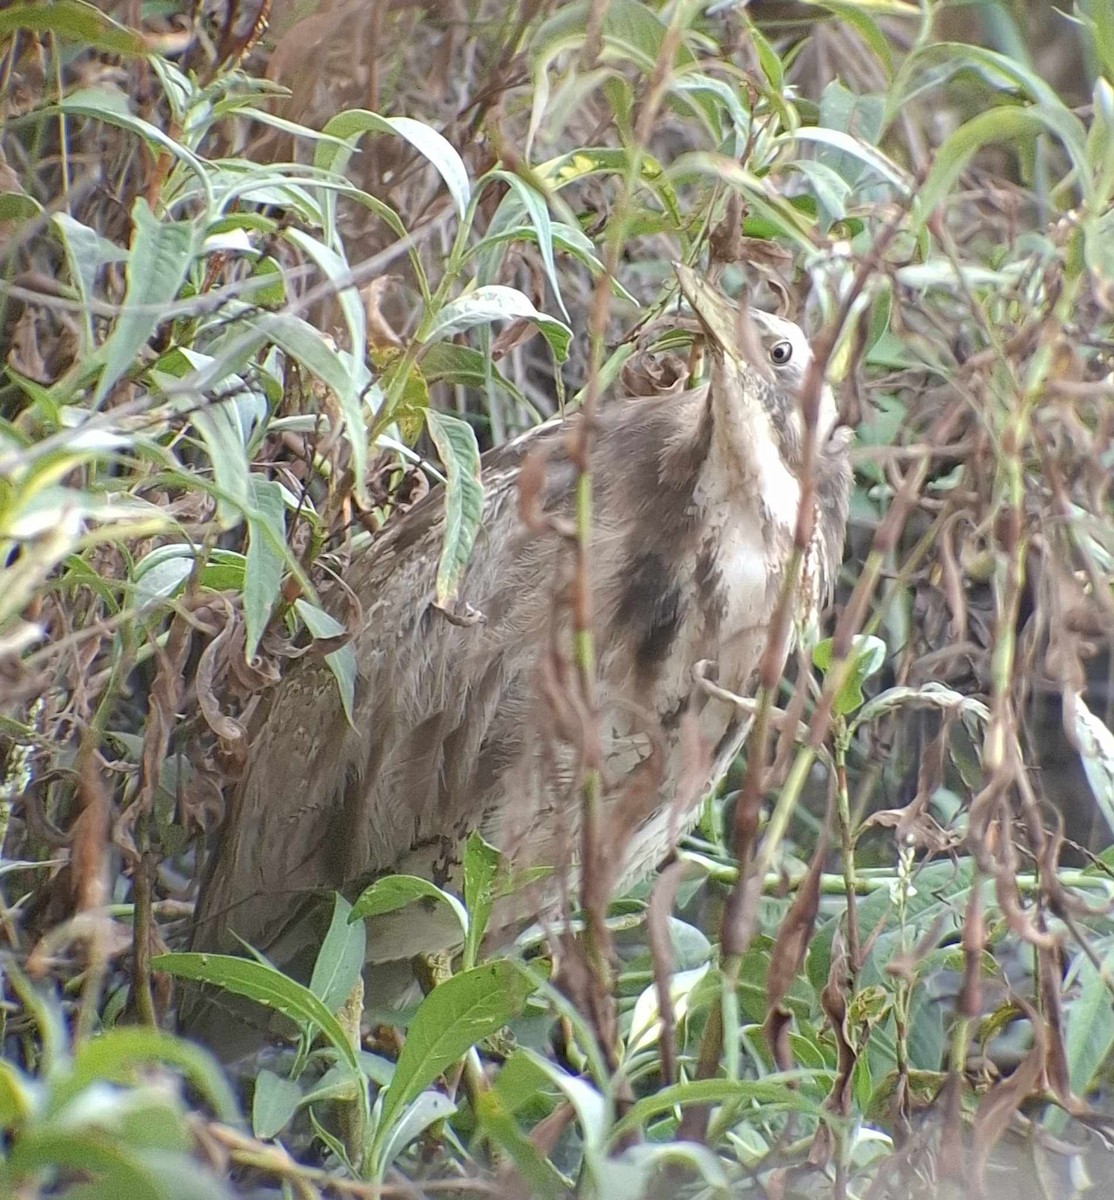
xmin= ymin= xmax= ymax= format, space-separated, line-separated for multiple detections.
xmin=674 ymin=263 xmax=735 ymax=356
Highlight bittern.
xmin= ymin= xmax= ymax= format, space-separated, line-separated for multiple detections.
xmin=183 ymin=267 xmax=852 ymax=1050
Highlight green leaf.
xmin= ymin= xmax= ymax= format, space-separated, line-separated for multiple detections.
xmin=309 ymin=894 xmax=367 ymax=1014
xmin=598 ymin=1141 xmax=732 ymax=1197
xmin=419 ymin=342 xmax=530 ymax=408
xmin=371 ymin=961 xmax=536 ymax=1170
xmin=915 ymin=108 xmax=1050 ymax=221
xmin=1068 ymin=688 xmax=1114 ymax=839
xmin=55 ymin=89 xmax=209 ymax=199
xmin=243 ymin=478 xmax=286 ymax=660
xmin=462 ymin=832 xmax=500 ymax=969
xmin=283 ymin=226 xmax=367 ymax=395
xmin=669 ymin=152 xmax=816 ymax=248
xmin=1085 ymin=80 xmax=1114 ymax=225
xmin=537 ymin=146 xmax=681 ymax=230
xmin=349 ymin=874 xmax=469 ymax=938
xmin=423 ymin=409 xmax=484 ymax=610
xmin=1062 ymin=943 xmax=1114 ymax=1107
xmin=906 ymin=44 xmax=1091 ymax=206
xmin=188 ymin=402 xmax=251 ymax=527
xmin=0 ymin=0 xmax=146 ymax=55
xmin=785 ymin=126 xmax=910 ymax=196
xmin=500 ymin=1049 xmax=610 ymax=1157
xmin=474 ymin=1085 xmax=569 ymax=1199
xmin=132 ymin=546 xmax=246 ymax=609
xmin=529 ymin=0 xmax=694 ymax=75
xmin=252 ymin=1069 xmax=302 ymax=1140
xmin=626 ymin=964 xmax=711 ymax=1057
xmin=0 ymin=1061 xmax=34 ymax=1129
xmin=7 ymin=1133 xmax=164 ymax=1200
xmin=807 ymin=859 xmax=979 ymax=992
xmin=152 ymin=953 xmax=358 ymax=1070
xmin=94 ymin=200 xmax=195 ymax=405
xmin=292 ymin=598 xmax=356 ymax=726
xmin=612 ymin=1077 xmax=821 ymax=1141
xmin=300 ymin=1053 xmax=394 ymax=1107
xmin=51 ymin=213 xmax=127 ymax=348
xmin=63 ymin=1026 xmax=239 ymax=1123
xmin=491 ymin=1049 xmax=562 ymax=1115
xmin=1083 ymin=0 xmax=1114 ymax=84
xmin=0 ymin=190 xmax=41 ymax=227
xmin=261 ymin=312 xmax=373 ymax=503
xmin=376 ymin=1090 xmax=457 ymax=1171
xmin=419 ymin=285 xmax=572 ymax=364
xmin=470 ymin=219 xmax=637 ymax=307
xmin=812 ymin=634 xmax=886 ymax=716
xmin=318 ymin=110 xmax=470 ymax=220
xmin=484 ymin=170 xmax=569 ymax=319
xmin=299 ymin=1063 xmax=369 ymax=1108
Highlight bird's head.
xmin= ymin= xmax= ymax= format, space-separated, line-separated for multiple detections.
xmin=673 ymin=264 xmax=840 ymax=477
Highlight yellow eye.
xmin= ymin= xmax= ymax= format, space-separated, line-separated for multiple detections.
xmin=769 ymin=339 xmax=794 ymax=366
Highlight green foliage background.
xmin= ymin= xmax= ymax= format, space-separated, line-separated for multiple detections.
xmin=2 ymin=1 xmax=1114 ymax=1196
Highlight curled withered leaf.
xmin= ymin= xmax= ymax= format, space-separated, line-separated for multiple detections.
xmin=26 ymin=913 xmax=132 ymax=979
xmin=971 ymin=998 xmax=1047 ymax=1188
xmin=362 ymin=275 xmax=403 ymax=349
xmin=938 ymin=512 xmax=969 ymax=642
xmin=432 ymin=597 xmax=486 ymax=626
xmin=7 ymin=307 xmax=49 ymax=383
xmin=129 ymin=609 xmax=193 ymax=860
xmin=491 ymin=317 xmax=538 ymax=360
xmin=177 ymin=768 xmax=226 ymax=835
xmin=646 ymin=859 xmax=684 ymax=1085
xmin=516 ymin=442 xmax=553 ymax=536
xmin=1037 ymin=939 xmax=1073 ymax=1108
xmin=765 ymin=803 xmax=831 ymax=1070
xmin=862 ymin=806 xmax=959 ymax=855
xmin=819 ymin=927 xmax=856 ymax=1122
xmin=71 ymin=740 xmax=110 ymax=914
xmin=195 ymin=601 xmax=248 ymax=760
xmin=225 ymin=620 xmax=282 ymax=695
xmin=619 ymin=346 xmax=690 ymax=397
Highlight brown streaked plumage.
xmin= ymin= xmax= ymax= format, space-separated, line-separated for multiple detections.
xmin=183 ymin=269 xmax=852 ymax=1051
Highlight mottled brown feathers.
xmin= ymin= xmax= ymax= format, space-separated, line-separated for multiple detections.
xmin=183 ymin=294 xmax=852 ymax=1051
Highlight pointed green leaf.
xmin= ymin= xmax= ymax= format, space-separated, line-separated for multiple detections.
xmin=262 ymin=312 xmax=374 ymax=502
xmin=64 ymin=1026 xmax=239 ymax=1122
xmin=485 ymin=171 xmax=568 ymax=318
xmin=252 ymin=1069 xmax=302 ymax=1140
xmin=152 ymin=953 xmax=358 ymax=1069
xmin=462 ymin=832 xmax=500 ymax=969
xmin=244 ymin=478 xmax=286 ymax=660
xmin=318 ymin=110 xmax=470 ymax=220
xmin=371 ymin=961 xmax=536 ymax=1167
xmin=1070 ymin=688 xmax=1114 ymax=838
xmin=349 ymin=874 xmax=469 ymax=937
xmin=309 ymin=894 xmax=367 ymax=1014
xmin=94 ymin=200 xmax=195 ymax=405
xmin=812 ymin=634 xmax=886 ymax=716
xmin=377 ymin=1090 xmax=457 ymax=1171
xmin=424 ymin=409 xmax=484 ymax=610
xmin=293 ymin=598 xmax=356 ymax=726
xmin=419 ymin=285 xmax=571 ymax=363
xmin=0 ymin=0 xmax=146 ymax=55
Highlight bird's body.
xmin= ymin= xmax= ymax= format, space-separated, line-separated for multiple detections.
xmin=184 ymin=270 xmax=851 ymax=1047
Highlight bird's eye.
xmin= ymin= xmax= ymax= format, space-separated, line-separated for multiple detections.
xmin=769 ymin=339 xmax=794 ymax=366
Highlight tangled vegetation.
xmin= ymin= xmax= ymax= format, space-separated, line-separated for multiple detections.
xmin=2 ymin=0 xmax=1114 ymax=1196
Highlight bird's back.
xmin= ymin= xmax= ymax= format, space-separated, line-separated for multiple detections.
xmin=184 ymin=296 xmax=851 ymax=1050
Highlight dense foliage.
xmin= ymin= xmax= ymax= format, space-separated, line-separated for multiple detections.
xmin=2 ymin=1 xmax=1114 ymax=1196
